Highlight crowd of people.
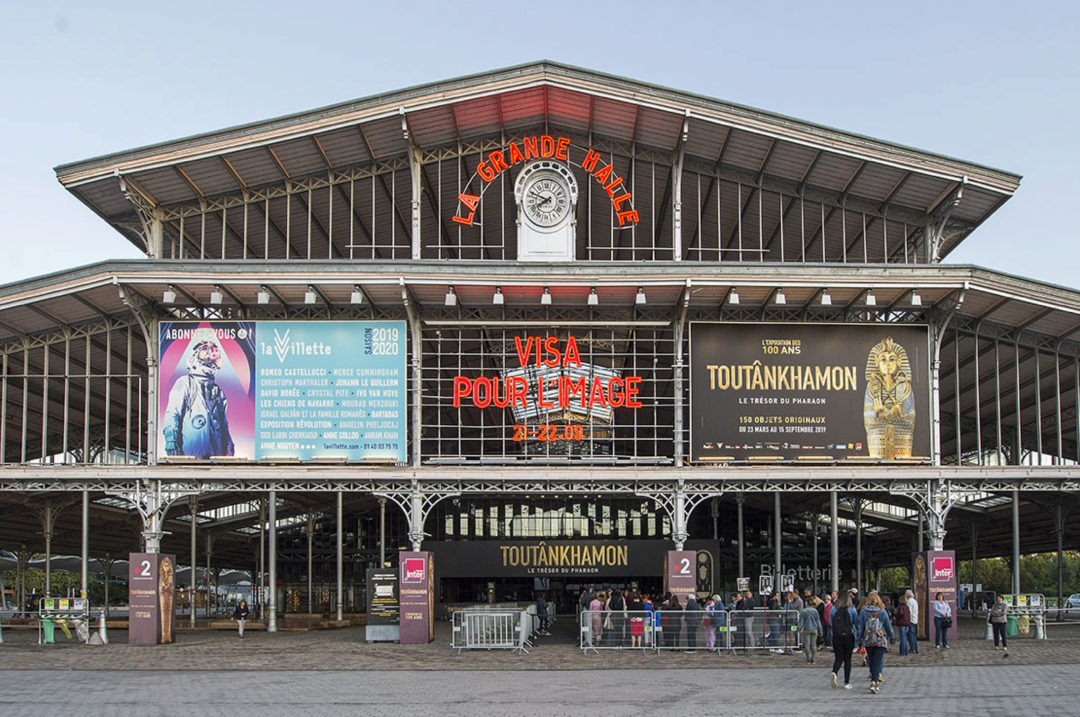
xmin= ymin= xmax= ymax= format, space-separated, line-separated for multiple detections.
xmin=566 ymin=583 xmax=960 ymax=695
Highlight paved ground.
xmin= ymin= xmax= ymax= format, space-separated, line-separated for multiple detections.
xmin=0 ymin=664 xmax=1077 ymax=716
xmin=2 ymin=617 xmax=1078 ymax=715
xmin=1 ymin=615 xmax=1077 ymax=672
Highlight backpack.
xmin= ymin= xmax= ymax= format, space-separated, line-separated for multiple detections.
xmin=610 ymin=593 xmax=625 ymax=611
xmin=895 ymin=603 xmax=910 ymax=626
xmin=862 ymin=609 xmax=887 ymax=647
xmin=832 ymin=605 xmax=854 ymax=640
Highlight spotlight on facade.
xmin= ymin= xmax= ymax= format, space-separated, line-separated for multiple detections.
xmin=588 ymin=287 xmax=599 ymax=306
xmin=492 ymin=287 xmax=504 ymax=305
xmin=774 ymin=289 xmax=787 ymax=305
xmin=350 ymin=285 xmax=364 ymax=304
xmin=820 ymin=290 xmax=832 ymax=306
xmin=636 ymin=287 xmax=647 ymax=305
xmin=209 ymin=286 xmax=223 ymax=305
xmin=444 ymin=287 xmax=457 ymax=306
xmin=162 ymin=286 xmax=177 ymax=304
xmin=304 ymin=286 xmax=318 ymax=304
xmin=541 ymin=287 xmax=552 ymax=305
xmin=910 ymin=290 xmax=923 ymax=306
xmin=257 ymin=287 xmax=271 ymax=305
xmin=865 ymin=291 xmax=877 ymax=307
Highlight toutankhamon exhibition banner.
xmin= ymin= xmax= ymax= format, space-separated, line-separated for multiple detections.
xmin=690 ymin=323 xmax=930 ymax=462
xmin=158 ymin=321 xmax=406 ymax=462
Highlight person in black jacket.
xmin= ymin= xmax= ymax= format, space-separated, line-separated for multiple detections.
xmin=232 ymin=599 xmax=250 ymax=638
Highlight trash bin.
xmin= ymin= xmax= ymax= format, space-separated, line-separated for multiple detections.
xmin=42 ymin=617 xmax=55 ymax=644
xmin=1006 ymin=613 xmax=1019 ymax=637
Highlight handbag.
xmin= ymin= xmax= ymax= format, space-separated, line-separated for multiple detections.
xmin=941 ymin=615 xmax=953 ymax=629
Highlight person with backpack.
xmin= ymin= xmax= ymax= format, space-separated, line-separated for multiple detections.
xmin=828 ymin=589 xmax=859 ymax=690
xmin=857 ymin=592 xmax=895 ymax=694
xmin=894 ymin=592 xmax=912 ymax=655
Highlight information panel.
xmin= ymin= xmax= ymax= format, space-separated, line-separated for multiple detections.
xmin=690 ymin=323 xmax=930 ymax=461
xmin=159 ymin=321 xmax=406 ymax=462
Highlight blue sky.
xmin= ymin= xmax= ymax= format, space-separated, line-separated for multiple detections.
xmin=4 ymin=1 xmax=1078 ymax=287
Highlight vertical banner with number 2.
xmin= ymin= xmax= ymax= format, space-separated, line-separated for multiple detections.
xmin=665 ymin=550 xmax=696 ymax=602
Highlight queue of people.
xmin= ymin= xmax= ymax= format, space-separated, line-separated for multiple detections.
xmin=574 ymin=582 xmax=967 ymax=694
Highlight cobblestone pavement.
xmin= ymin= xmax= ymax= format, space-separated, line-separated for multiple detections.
xmin=1 ymin=616 xmax=1077 ymax=672
xmin=0 ymin=664 xmax=1078 ymax=717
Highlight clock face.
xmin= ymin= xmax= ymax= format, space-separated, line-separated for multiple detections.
xmin=523 ymin=174 xmax=570 ymax=227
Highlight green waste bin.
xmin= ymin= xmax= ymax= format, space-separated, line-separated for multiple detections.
xmin=42 ymin=617 xmax=55 ymax=643
xmin=1006 ymin=613 xmax=1019 ymax=637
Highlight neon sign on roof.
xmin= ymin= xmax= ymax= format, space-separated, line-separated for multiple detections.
xmin=452 ymin=135 xmax=639 ymax=228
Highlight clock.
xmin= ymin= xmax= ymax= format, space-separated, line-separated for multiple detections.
xmin=513 ymin=159 xmax=579 ymax=261
xmin=523 ymin=172 xmax=571 ymax=227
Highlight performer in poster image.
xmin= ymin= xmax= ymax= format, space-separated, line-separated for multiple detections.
xmin=162 ymin=340 xmax=234 ymax=459
xmin=863 ymin=337 xmax=916 ymax=459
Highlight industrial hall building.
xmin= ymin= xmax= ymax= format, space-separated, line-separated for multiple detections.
xmin=1 ymin=61 xmax=1077 ymax=629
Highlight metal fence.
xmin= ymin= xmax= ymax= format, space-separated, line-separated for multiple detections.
xmin=579 ymin=608 xmax=803 ymax=654
xmin=451 ymin=605 xmax=540 ymax=653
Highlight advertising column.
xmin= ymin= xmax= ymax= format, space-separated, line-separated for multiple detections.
xmin=128 ymin=553 xmax=177 ymax=645
xmin=398 ymin=552 xmax=434 ymax=644
xmin=913 ymin=551 xmax=957 ymax=643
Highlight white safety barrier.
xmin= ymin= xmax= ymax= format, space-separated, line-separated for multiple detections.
xmin=451 ymin=608 xmax=531 ymax=653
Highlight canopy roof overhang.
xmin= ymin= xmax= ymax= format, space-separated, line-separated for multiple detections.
xmin=2 ymin=260 xmax=1080 ymax=346
xmin=54 ymin=61 xmax=1020 ymax=261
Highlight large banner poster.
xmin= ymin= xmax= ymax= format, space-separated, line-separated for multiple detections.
xmin=690 ymin=323 xmax=930 ymax=461
xmin=159 ymin=321 xmax=406 ymax=462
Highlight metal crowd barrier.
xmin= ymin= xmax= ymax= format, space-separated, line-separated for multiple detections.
xmin=716 ymin=609 xmax=802 ymax=653
xmin=451 ymin=606 xmax=535 ymax=653
xmin=578 ymin=608 xmax=797 ymax=654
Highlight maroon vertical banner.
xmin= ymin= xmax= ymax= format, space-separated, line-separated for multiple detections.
xmin=398 ymin=551 xmax=434 ymax=644
xmin=128 ymin=553 xmax=177 ymax=645
xmin=913 ymin=550 xmax=957 ymax=643
xmin=665 ymin=551 xmax=696 ymax=602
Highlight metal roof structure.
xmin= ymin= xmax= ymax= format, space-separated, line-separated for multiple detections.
xmin=0 ymin=62 xmax=1074 ymax=591
xmin=55 ymin=61 xmax=1019 ymax=264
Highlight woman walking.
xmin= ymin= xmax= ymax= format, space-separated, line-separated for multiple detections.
xmin=989 ymin=594 xmax=1009 ymax=653
xmin=933 ymin=592 xmax=952 ymax=648
xmin=799 ymin=597 xmax=822 ymax=664
xmin=828 ymin=590 xmax=859 ymax=690
xmin=857 ymin=592 xmax=895 ymax=694
xmin=232 ymin=599 xmax=250 ymax=638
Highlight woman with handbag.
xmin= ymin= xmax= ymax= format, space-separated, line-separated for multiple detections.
xmin=989 ymin=594 xmax=1009 ymax=653
xmin=933 ymin=592 xmax=952 ymax=648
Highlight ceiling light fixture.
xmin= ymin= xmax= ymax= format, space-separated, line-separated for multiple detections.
xmin=774 ymin=289 xmax=786 ymax=305
xmin=209 ymin=286 xmax=223 ymax=305
xmin=162 ymin=286 xmax=177 ymax=304
xmin=910 ymin=290 xmax=922 ymax=307
xmin=636 ymin=287 xmax=647 ymax=305
xmin=492 ymin=287 xmax=504 ymax=305
xmin=444 ymin=287 xmax=457 ymax=307
xmin=350 ymin=285 xmax=364 ymax=305
xmin=587 ymin=287 xmax=599 ymax=306
xmin=304 ymin=286 xmax=318 ymax=305
xmin=541 ymin=287 xmax=552 ymax=305
xmin=865 ymin=291 xmax=877 ymax=307
xmin=257 ymin=287 xmax=271 ymax=305
xmin=728 ymin=288 xmax=740 ymax=305
xmin=820 ymin=290 xmax=832 ymax=306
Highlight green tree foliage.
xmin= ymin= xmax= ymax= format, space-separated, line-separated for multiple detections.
xmin=957 ymin=551 xmax=1080 ymax=597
